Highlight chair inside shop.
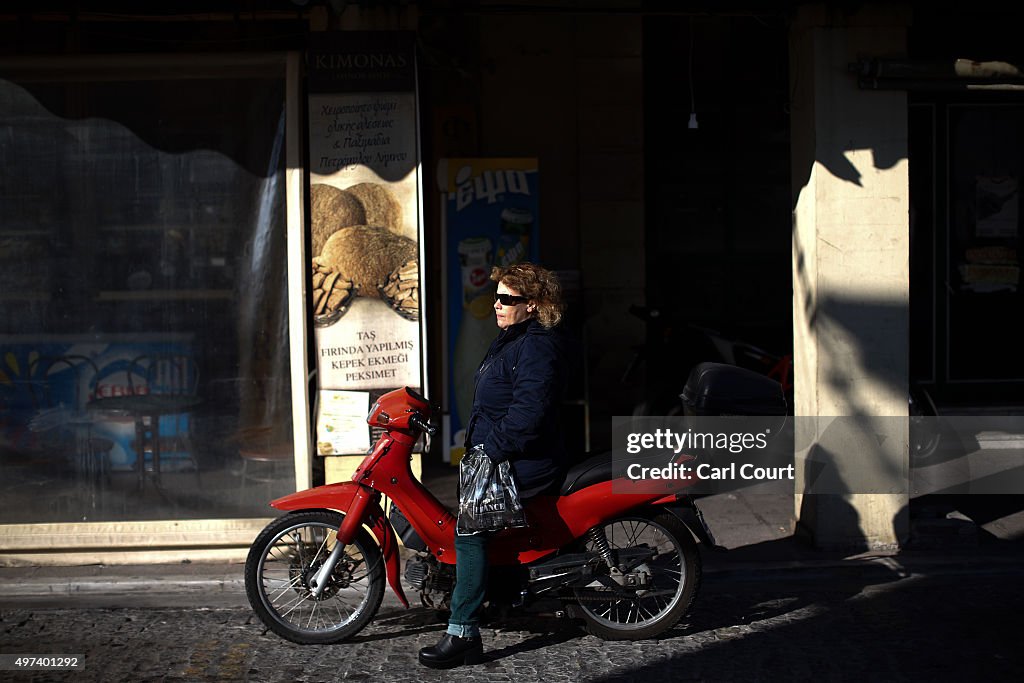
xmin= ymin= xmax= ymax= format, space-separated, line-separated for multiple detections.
xmin=130 ymin=353 xmax=202 ymax=476
xmin=233 ymin=424 xmax=294 ymax=500
xmin=25 ymin=355 xmax=114 ymax=493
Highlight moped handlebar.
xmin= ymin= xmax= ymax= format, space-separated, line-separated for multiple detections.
xmin=409 ymin=412 xmax=437 ymax=436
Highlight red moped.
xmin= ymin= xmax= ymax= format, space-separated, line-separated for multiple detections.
xmin=245 ymin=386 xmax=718 ymax=644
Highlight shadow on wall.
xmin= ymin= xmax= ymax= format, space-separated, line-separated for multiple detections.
xmin=787 ymin=5 xmax=913 ymax=549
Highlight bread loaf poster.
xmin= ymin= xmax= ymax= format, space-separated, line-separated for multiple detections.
xmin=441 ymin=159 xmax=539 ymax=463
xmin=307 ymin=32 xmax=424 ymax=453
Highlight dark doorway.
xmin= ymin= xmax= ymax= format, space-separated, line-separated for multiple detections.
xmin=642 ymin=13 xmax=793 ymax=408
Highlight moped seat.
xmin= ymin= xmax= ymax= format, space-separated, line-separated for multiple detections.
xmin=558 ymin=451 xmax=614 ymax=495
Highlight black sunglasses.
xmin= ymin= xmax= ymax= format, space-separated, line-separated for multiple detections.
xmin=494 ymin=292 xmax=528 ymax=306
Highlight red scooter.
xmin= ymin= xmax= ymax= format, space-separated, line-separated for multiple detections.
xmin=245 ymin=386 xmax=719 ymax=644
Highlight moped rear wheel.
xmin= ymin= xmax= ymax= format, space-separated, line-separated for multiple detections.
xmin=245 ymin=510 xmax=385 ymax=644
xmin=573 ymin=512 xmax=700 ymax=640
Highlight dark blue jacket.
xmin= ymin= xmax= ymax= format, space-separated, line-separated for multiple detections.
xmin=465 ymin=318 xmax=568 ymax=497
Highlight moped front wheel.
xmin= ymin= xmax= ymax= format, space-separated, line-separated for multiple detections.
xmin=573 ymin=511 xmax=700 ymax=640
xmin=245 ymin=510 xmax=385 ymax=644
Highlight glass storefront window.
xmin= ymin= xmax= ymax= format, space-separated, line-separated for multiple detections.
xmin=0 ymin=57 xmax=297 ymax=523
xmin=947 ymin=104 xmax=1024 ymax=381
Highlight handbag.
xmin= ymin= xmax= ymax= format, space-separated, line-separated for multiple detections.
xmin=456 ymin=444 xmax=528 ymax=535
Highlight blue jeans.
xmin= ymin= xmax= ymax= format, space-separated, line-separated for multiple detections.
xmin=447 ymin=533 xmax=488 ymax=639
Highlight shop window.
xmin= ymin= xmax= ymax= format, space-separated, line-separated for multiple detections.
xmin=946 ymin=104 xmax=1024 ymax=381
xmin=0 ymin=57 xmax=297 ymax=523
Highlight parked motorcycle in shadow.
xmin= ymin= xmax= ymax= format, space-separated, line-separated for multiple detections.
xmin=625 ymin=305 xmax=942 ymax=462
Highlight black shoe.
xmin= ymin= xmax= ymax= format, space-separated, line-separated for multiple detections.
xmin=418 ymin=633 xmax=484 ymax=669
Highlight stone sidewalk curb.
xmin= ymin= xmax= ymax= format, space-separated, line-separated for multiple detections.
xmin=2 ymin=550 xmax=1021 ymax=605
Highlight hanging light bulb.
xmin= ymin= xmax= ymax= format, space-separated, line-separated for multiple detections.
xmin=688 ymin=17 xmax=698 ymax=130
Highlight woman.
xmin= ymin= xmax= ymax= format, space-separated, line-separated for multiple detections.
xmin=418 ymin=262 xmax=569 ymax=669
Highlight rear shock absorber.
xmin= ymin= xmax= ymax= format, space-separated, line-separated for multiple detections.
xmin=586 ymin=527 xmax=616 ymax=569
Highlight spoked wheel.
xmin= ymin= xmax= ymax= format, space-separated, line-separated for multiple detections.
xmin=573 ymin=512 xmax=701 ymax=640
xmin=245 ymin=510 xmax=384 ymax=644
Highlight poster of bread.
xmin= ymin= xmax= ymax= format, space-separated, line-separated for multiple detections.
xmin=307 ymin=32 xmax=424 ymax=408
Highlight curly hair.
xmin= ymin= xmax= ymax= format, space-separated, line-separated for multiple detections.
xmin=490 ymin=262 xmax=564 ymax=328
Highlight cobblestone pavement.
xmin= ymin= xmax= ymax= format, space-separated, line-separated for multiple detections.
xmin=2 ymin=566 xmax=1023 ymax=683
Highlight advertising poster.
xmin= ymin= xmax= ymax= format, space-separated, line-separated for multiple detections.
xmin=442 ymin=158 xmax=539 ymax=462
xmin=314 ymin=390 xmax=370 ymax=456
xmin=307 ymin=33 xmax=424 ymax=455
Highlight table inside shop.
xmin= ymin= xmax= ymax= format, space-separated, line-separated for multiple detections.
xmin=27 ymin=405 xmax=113 ymax=511
xmin=88 ymin=395 xmax=203 ymax=492
xmin=64 ymin=412 xmax=114 ymax=510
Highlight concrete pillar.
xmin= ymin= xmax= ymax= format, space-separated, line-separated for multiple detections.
xmin=789 ymin=4 xmax=911 ymax=550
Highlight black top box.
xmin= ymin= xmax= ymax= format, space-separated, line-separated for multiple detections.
xmin=681 ymin=362 xmax=787 ymax=416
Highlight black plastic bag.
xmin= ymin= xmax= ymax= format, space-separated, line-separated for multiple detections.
xmin=457 ymin=445 xmax=527 ymax=535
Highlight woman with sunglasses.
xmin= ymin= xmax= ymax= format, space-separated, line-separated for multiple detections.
xmin=419 ymin=261 xmax=569 ymax=669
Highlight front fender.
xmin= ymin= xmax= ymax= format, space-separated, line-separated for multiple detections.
xmin=271 ymin=481 xmax=365 ymax=512
xmin=271 ymin=482 xmax=409 ymax=608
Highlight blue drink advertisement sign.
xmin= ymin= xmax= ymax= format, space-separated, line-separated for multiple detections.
xmin=442 ymin=159 xmax=539 ymax=462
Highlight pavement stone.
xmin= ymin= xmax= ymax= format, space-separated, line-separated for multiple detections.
xmin=2 ymin=568 xmax=1024 ymax=682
